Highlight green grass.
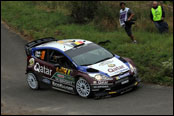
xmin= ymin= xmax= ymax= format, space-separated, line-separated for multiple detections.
xmin=1 ymin=1 xmax=173 ymax=86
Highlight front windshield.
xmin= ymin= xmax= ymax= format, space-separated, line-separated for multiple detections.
xmin=65 ymin=43 xmax=114 ymax=66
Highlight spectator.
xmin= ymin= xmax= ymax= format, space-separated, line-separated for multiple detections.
xmin=119 ymin=2 xmax=137 ymax=43
xmin=150 ymin=1 xmax=169 ymax=33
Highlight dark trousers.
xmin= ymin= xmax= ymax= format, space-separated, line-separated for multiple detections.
xmin=124 ymin=21 xmax=134 ymax=36
xmin=153 ymin=21 xmax=169 ymax=33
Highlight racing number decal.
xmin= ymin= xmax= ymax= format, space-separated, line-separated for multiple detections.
xmin=35 ymin=50 xmax=46 ymax=60
xmin=67 ymin=69 xmax=71 ymax=75
xmin=40 ymin=51 xmax=46 ymax=60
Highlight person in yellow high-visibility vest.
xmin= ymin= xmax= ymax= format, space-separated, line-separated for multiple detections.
xmin=150 ymin=1 xmax=168 ymax=33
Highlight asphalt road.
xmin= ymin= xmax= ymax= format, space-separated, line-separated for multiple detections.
xmin=1 ymin=22 xmax=173 ymax=115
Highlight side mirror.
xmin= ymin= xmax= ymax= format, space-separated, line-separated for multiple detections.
xmin=54 ymin=64 xmax=61 ymax=68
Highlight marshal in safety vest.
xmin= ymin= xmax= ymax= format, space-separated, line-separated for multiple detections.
xmin=151 ymin=5 xmax=162 ymax=21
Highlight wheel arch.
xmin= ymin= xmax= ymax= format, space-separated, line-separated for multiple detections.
xmin=74 ymin=74 xmax=93 ymax=84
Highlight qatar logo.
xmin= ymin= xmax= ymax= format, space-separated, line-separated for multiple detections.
xmin=108 ymin=65 xmax=125 ymax=72
xmin=34 ymin=62 xmax=52 ymax=76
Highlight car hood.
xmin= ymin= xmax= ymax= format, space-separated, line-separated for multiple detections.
xmin=87 ymin=57 xmax=130 ymax=77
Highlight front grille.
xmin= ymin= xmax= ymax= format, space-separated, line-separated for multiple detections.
xmin=112 ymin=71 xmax=129 ymax=78
xmin=111 ymin=76 xmax=136 ymax=91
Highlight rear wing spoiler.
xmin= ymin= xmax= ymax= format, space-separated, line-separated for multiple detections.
xmin=25 ymin=37 xmax=56 ymax=56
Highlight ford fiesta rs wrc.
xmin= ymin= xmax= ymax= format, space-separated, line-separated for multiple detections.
xmin=25 ymin=37 xmax=141 ymax=98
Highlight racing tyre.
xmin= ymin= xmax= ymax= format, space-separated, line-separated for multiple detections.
xmin=27 ymin=73 xmax=39 ymax=90
xmin=76 ymin=78 xmax=92 ymax=98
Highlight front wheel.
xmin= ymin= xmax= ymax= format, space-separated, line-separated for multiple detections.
xmin=27 ymin=73 xmax=39 ymax=90
xmin=76 ymin=78 xmax=91 ymax=98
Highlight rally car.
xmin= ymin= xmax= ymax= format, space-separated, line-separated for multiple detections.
xmin=25 ymin=37 xmax=140 ymax=98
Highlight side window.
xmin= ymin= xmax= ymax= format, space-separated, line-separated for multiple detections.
xmin=48 ymin=50 xmax=76 ymax=69
xmin=34 ymin=49 xmax=47 ymax=61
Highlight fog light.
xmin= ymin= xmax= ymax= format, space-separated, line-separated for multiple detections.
xmin=93 ymin=81 xmax=97 ymax=84
xmin=134 ymin=82 xmax=138 ymax=86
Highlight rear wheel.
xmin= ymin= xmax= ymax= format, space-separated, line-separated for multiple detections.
xmin=27 ymin=73 xmax=39 ymax=90
xmin=76 ymin=78 xmax=91 ymax=98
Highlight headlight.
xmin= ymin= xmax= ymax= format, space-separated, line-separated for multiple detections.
xmin=88 ymin=74 xmax=113 ymax=81
xmin=128 ymin=62 xmax=134 ymax=73
xmin=94 ymin=74 xmax=109 ymax=81
xmin=128 ymin=62 xmax=138 ymax=76
xmin=94 ymin=74 xmax=103 ymax=80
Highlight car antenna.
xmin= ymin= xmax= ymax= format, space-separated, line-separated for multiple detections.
xmin=64 ymin=45 xmax=66 ymax=50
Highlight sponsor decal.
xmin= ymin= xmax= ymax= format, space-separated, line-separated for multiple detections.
xmin=51 ymin=72 xmax=75 ymax=86
xmin=74 ymin=41 xmax=84 ymax=45
xmin=91 ymin=89 xmax=100 ymax=91
xmin=56 ymin=67 xmax=72 ymax=75
xmin=70 ymin=41 xmax=84 ymax=46
xmin=57 ymin=41 xmax=64 ymax=44
xmin=108 ymin=65 xmax=125 ymax=72
xmin=42 ymin=78 xmax=51 ymax=84
xmin=121 ymin=80 xmax=129 ymax=85
xmin=54 ymin=78 xmax=74 ymax=86
xmin=52 ymin=81 xmax=73 ymax=91
xmin=52 ymin=72 xmax=75 ymax=81
xmin=35 ymin=50 xmax=46 ymax=59
xmin=108 ymin=64 xmax=115 ymax=67
xmin=34 ymin=62 xmax=52 ymax=76
xmin=119 ymin=72 xmax=130 ymax=79
xmin=57 ymin=40 xmax=74 ymax=44
xmin=35 ymin=51 xmax=41 ymax=58
xmin=93 ymin=85 xmax=109 ymax=89
xmin=105 ymin=88 xmax=111 ymax=91
xmin=57 ymin=74 xmax=65 ymax=78
xmin=115 ymin=72 xmax=129 ymax=80
xmin=99 ymin=60 xmax=114 ymax=66
xmin=29 ymin=58 xmax=35 ymax=66
xmin=120 ymin=68 xmax=129 ymax=73
xmin=106 ymin=78 xmax=114 ymax=81
xmin=109 ymin=91 xmax=117 ymax=94
xmin=115 ymin=77 xmax=129 ymax=84
xmin=40 ymin=51 xmax=46 ymax=60
xmin=98 ymin=80 xmax=108 ymax=85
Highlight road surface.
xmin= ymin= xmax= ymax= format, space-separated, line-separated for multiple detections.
xmin=1 ymin=22 xmax=173 ymax=115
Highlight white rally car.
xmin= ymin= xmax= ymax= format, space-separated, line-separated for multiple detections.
xmin=25 ymin=37 xmax=140 ymax=98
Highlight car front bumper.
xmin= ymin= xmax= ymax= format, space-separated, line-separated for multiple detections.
xmin=91 ymin=76 xmax=141 ymax=98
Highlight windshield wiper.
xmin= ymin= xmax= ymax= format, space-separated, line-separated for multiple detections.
xmin=81 ymin=63 xmax=94 ymax=66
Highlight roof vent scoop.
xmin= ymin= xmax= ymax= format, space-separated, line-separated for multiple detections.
xmin=86 ymin=68 xmax=99 ymax=73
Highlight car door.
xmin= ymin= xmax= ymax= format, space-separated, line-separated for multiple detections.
xmin=33 ymin=49 xmax=54 ymax=85
xmin=48 ymin=49 xmax=77 ymax=92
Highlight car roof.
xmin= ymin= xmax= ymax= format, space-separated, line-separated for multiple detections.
xmin=35 ymin=39 xmax=93 ymax=52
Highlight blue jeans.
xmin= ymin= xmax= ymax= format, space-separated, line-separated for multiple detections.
xmin=153 ymin=21 xmax=169 ymax=33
